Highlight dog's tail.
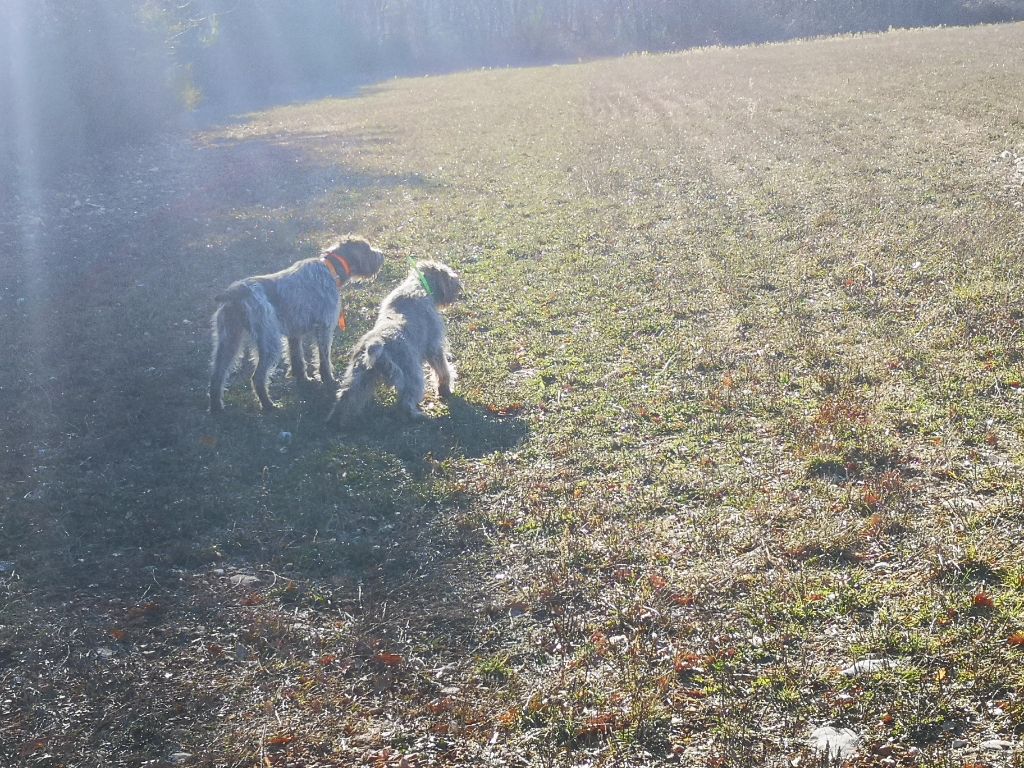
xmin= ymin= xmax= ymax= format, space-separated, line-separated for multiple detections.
xmin=215 ymin=282 xmax=281 ymax=348
xmin=209 ymin=300 xmax=247 ymax=412
xmin=363 ymin=340 xmax=406 ymax=392
xmin=326 ymin=341 xmax=402 ymax=425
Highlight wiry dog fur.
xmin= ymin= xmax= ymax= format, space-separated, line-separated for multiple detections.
xmin=209 ymin=237 xmax=385 ymax=412
xmin=326 ymin=261 xmax=463 ymax=424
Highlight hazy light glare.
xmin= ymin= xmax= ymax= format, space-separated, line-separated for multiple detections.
xmin=5 ymin=0 xmax=45 ymax=351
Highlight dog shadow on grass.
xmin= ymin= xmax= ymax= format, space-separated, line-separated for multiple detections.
xmin=310 ymin=392 xmax=529 ymax=466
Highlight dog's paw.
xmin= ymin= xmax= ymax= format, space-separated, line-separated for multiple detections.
xmin=402 ymin=406 xmax=428 ymax=422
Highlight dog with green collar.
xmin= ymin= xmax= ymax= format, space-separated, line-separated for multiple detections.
xmin=327 ymin=260 xmax=463 ymax=424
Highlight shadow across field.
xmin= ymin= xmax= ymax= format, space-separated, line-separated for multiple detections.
xmin=0 ymin=117 xmax=512 ymax=764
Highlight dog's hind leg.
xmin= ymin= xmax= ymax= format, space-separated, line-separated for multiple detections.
xmin=288 ymin=336 xmax=309 ymax=382
xmin=251 ymin=332 xmax=284 ymax=410
xmin=209 ymin=303 xmax=246 ymax=412
xmin=395 ymin=363 xmax=427 ymax=421
xmin=314 ymin=326 xmax=337 ymax=387
xmin=325 ymin=365 xmax=376 ymax=424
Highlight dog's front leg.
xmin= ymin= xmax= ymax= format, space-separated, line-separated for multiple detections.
xmin=288 ymin=336 xmax=310 ymax=382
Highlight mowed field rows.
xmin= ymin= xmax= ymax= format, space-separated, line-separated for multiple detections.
xmin=1 ymin=22 xmax=1023 ymax=768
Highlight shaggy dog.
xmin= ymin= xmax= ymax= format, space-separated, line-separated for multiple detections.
xmin=326 ymin=260 xmax=462 ymax=424
xmin=209 ymin=237 xmax=385 ymax=412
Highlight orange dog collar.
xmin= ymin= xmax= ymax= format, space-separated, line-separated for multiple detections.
xmin=322 ymin=252 xmax=353 ymax=331
xmin=322 ymin=252 xmax=352 ymax=287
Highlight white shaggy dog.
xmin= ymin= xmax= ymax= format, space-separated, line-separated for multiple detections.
xmin=209 ymin=237 xmax=385 ymax=412
xmin=326 ymin=260 xmax=463 ymax=424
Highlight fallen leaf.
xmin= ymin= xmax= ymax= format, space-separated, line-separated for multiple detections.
xmin=579 ymin=712 xmax=617 ymax=737
xmin=319 ymin=654 xmax=336 ymax=666
xmin=1008 ymin=631 xmax=1024 ymax=646
xmin=498 ymin=707 xmax=518 ymax=727
xmin=265 ymin=734 xmax=295 ymax=746
xmin=612 ymin=567 xmax=635 ymax=583
xmin=674 ymin=651 xmax=700 ymax=673
xmin=485 ymin=403 xmax=524 ymax=417
xmin=109 ymin=628 xmax=127 ymax=642
xmin=427 ymin=698 xmax=452 ymax=714
xmin=973 ymin=592 xmax=995 ymax=609
xmin=19 ymin=740 xmax=46 ymax=757
xmin=373 ymin=652 xmax=403 ymax=667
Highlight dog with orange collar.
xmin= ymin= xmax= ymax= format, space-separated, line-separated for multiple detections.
xmin=209 ymin=236 xmax=384 ymax=412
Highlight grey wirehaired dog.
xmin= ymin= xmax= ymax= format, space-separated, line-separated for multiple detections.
xmin=325 ymin=260 xmax=463 ymax=425
xmin=209 ymin=237 xmax=385 ymax=412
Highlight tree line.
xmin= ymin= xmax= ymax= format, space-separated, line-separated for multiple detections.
xmin=2 ymin=0 xmax=1022 ymax=176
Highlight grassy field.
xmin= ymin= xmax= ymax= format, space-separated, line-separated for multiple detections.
xmin=2 ymin=21 xmax=1024 ymax=768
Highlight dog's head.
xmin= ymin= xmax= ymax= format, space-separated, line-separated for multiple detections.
xmin=414 ymin=260 xmax=463 ymax=306
xmin=324 ymin=237 xmax=385 ymax=281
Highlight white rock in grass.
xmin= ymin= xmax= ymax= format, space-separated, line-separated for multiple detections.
xmin=980 ymin=739 xmax=1014 ymax=751
xmin=169 ymin=753 xmax=194 ymax=765
xmin=840 ymin=658 xmax=900 ymax=677
xmin=231 ymin=574 xmax=261 ymax=587
xmin=807 ymin=727 xmax=860 ymax=761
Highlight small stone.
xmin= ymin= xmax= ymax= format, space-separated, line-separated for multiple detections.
xmin=96 ymin=647 xmax=115 ymax=658
xmin=980 ymin=739 xmax=1014 ymax=751
xmin=168 ymin=752 xmax=193 ymax=765
xmin=231 ymin=574 xmax=261 ymax=587
xmin=841 ymin=658 xmax=899 ymax=677
xmin=951 ymin=739 xmax=968 ymax=749
xmin=807 ymin=726 xmax=860 ymax=761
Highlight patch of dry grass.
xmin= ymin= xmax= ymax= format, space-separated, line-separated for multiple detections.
xmin=2 ymin=22 xmax=1024 ymax=768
